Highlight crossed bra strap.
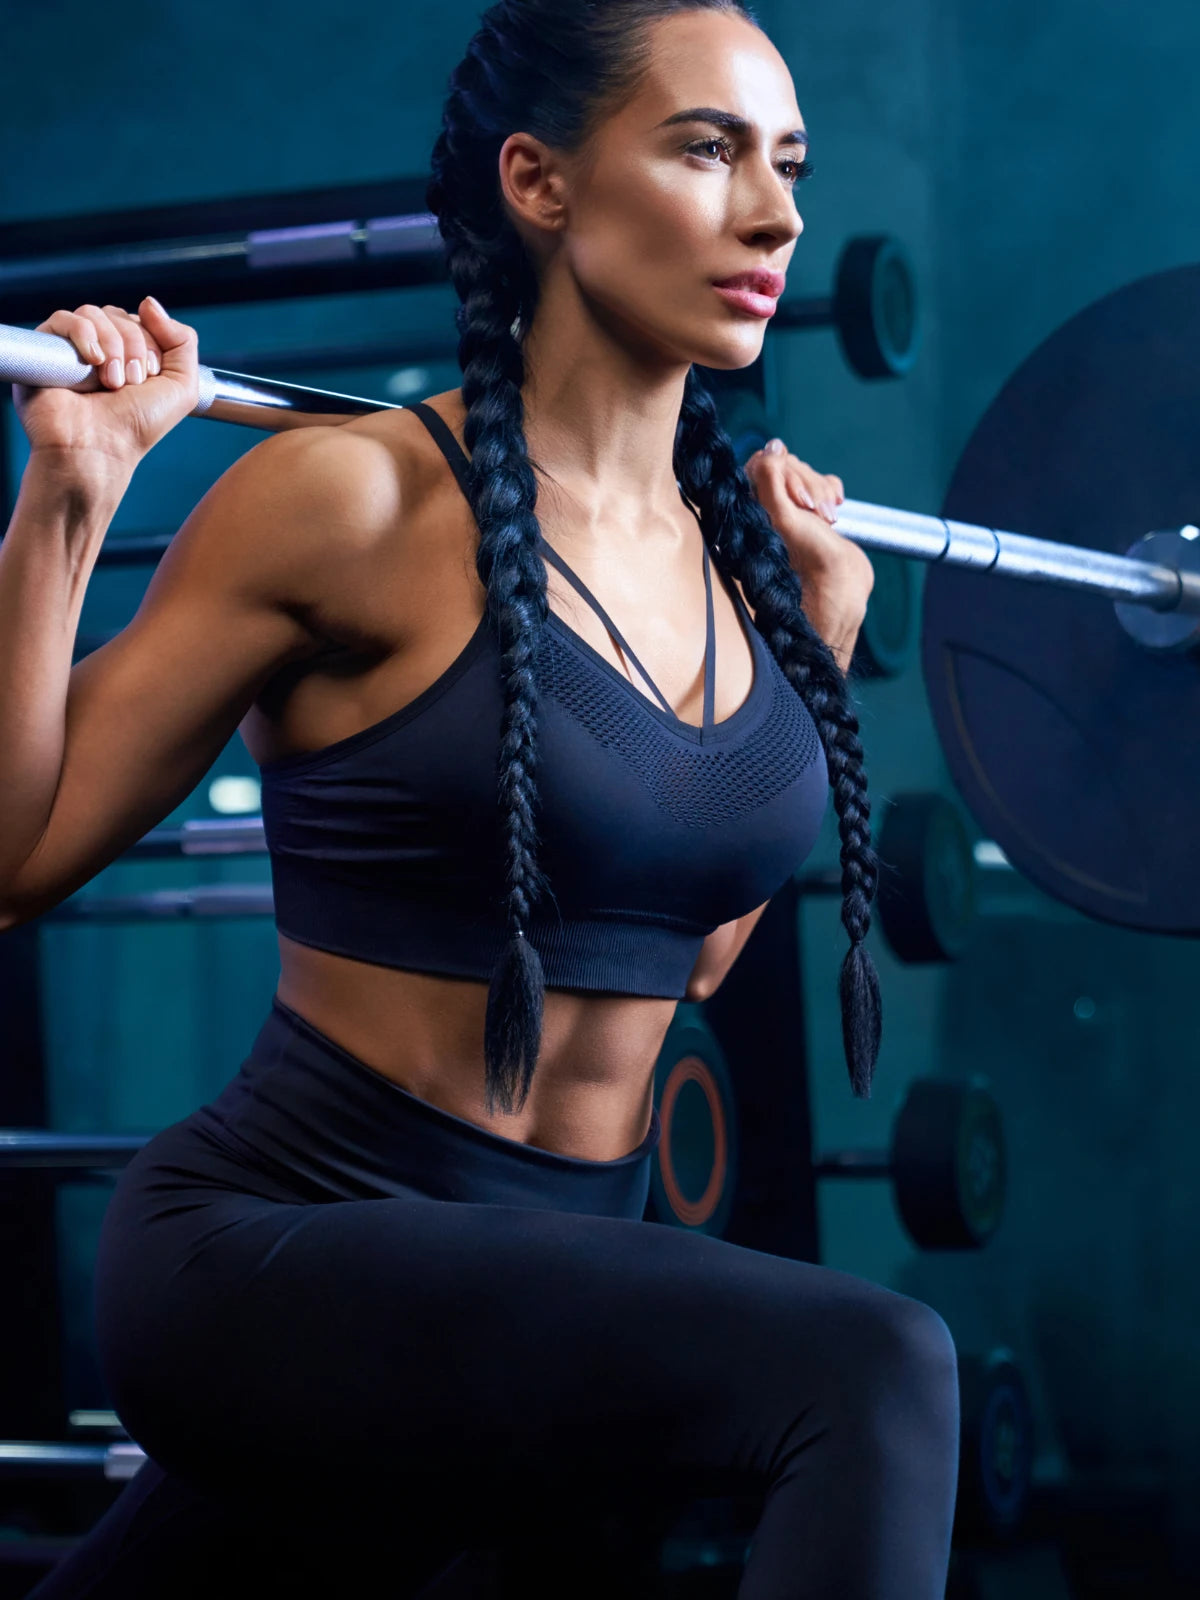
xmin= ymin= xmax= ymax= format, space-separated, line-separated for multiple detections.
xmin=406 ymin=399 xmax=718 ymax=734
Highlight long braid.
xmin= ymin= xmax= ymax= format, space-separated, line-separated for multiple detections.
xmin=428 ymin=0 xmax=881 ymax=1109
xmin=429 ymin=130 xmax=554 ymax=1118
xmin=675 ymin=369 xmax=883 ymax=1096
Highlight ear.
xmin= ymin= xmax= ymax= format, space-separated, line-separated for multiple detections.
xmin=498 ymin=130 xmax=568 ymax=242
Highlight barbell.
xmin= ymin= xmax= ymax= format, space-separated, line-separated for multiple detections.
xmin=5 ymin=258 xmax=1199 ymax=934
xmin=4 ymin=312 xmax=1197 ymax=622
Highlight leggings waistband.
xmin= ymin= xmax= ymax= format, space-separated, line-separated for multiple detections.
xmin=197 ymin=998 xmax=661 ymax=1220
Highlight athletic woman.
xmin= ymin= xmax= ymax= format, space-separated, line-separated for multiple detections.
xmin=3 ymin=2 xmax=960 ymax=1594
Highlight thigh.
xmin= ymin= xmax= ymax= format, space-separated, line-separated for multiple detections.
xmin=101 ymin=1193 xmax=930 ymax=1523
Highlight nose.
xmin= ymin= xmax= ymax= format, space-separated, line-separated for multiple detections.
xmin=736 ymin=152 xmax=803 ymax=250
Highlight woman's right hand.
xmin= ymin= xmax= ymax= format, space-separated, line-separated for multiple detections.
xmin=12 ymin=297 xmax=201 ymax=474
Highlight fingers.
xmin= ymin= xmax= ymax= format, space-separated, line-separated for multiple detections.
xmin=137 ymin=294 xmax=198 ymax=376
xmin=746 ymin=439 xmax=845 ymax=525
xmin=36 ymin=299 xmax=178 ymax=389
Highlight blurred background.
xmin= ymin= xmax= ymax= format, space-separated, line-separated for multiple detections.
xmin=0 ymin=0 xmax=1197 ymax=1595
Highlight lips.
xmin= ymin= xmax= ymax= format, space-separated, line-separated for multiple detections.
xmin=712 ymin=269 xmax=785 ymax=299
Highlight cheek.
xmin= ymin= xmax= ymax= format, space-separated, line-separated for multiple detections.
xmin=570 ymin=166 xmax=715 ymax=292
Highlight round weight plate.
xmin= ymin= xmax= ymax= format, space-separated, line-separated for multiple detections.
xmin=956 ymin=1348 xmax=1035 ymax=1540
xmin=649 ymin=1015 xmax=739 ymax=1236
xmin=832 ymin=235 xmax=921 ymax=380
xmin=923 ymin=262 xmax=1200 ymax=934
xmin=891 ymin=1076 xmax=1006 ymax=1249
xmin=876 ymin=793 xmax=977 ymax=964
xmin=854 ymin=551 xmax=916 ymax=679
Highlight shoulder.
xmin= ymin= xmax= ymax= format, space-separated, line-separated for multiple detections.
xmin=169 ymin=392 xmax=468 ymax=622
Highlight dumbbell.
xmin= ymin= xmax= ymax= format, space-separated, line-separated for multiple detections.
xmin=815 ymin=1075 xmax=1006 ymax=1251
xmin=774 ymin=233 xmax=921 ymax=380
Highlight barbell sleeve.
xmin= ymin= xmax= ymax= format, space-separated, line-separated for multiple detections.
xmin=831 ymin=502 xmax=1200 ymax=616
xmin=6 ymin=319 xmax=1200 ymax=618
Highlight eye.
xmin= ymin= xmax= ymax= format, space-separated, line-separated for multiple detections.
xmin=780 ymin=155 xmax=815 ymax=185
xmin=686 ymin=138 xmax=815 ymax=185
xmin=687 ymin=135 xmax=736 ymax=163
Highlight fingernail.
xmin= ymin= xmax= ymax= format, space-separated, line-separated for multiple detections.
xmin=819 ymin=499 xmax=838 ymax=522
xmin=764 ymin=438 xmax=785 ymax=455
xmin=127 ymin=359 xmax=144 ymax=384
xmin=106 ymin=358 xmax=124 ymax=386
xmin=88 ymin=340 xmax=104 ymax=364
xmin=146 ymin=350 xmax=160 ymax=376
xmin=147 ymin=295 xmax=165 ymax=316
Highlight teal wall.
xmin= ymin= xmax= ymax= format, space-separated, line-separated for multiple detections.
xmin=3 ymin=0 xmax=1199 ymax=1577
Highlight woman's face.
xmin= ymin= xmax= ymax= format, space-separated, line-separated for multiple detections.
xmin=512 ymin=9 xmax=807 ymax=372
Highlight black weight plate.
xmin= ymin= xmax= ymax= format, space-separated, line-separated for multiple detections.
xmin=854 ymin=551 xmax=915 ymax=679
xmin=922 ymin=262 xmax=1200 ymax=933
xmin=891 ymin=1076 xmax=1005 ymax=1249
xmin=876 ymin=793 xmax=976 ymax=964
xmin=832 ymin=235 xmax=921 ymax=380
xmin=955 ymin=1348 xmax=1035 ymax=1540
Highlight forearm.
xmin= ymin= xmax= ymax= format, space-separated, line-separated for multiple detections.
xmin=0 ymin=451 xmax=131 ymax=887
xmin=797 ymin=559 xmax=869 ymax=674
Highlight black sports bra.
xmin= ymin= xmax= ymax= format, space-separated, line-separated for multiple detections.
xmin=258 ymin=400 xmax=829 ymax=997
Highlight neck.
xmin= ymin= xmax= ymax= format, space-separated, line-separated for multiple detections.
xmin=518 ymin=271 xmax=694 ymax=542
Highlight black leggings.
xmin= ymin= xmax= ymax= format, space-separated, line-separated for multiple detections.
xmin=29 ymin=999 xmax=960 ymax=1599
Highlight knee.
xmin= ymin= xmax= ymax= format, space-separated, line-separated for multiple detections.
xmin=835 ymin=1289 xmax=959 ymax=1417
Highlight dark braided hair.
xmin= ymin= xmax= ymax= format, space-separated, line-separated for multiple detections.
xmin=427 ymin=0 xmax=882 ymax=1117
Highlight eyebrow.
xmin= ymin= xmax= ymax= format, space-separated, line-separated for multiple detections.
xmin=654 ymin=107 xmax=809 ymax=147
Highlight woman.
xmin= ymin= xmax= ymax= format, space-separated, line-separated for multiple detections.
xmin=4 ymin=1 xmax=960 ymax=1595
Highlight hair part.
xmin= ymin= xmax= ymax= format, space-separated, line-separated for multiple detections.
xmin=427 ymin=0 xmax=882 ymax=1115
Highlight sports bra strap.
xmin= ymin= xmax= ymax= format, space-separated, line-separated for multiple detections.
xmin=536 ymin=537 xmax=680 ymax=720
xmin=406 ymin=401 xmax=474 ymax=500
xmin=406 ymin=398 xmax=719 ymax=735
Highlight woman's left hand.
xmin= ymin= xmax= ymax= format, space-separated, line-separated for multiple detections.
xmin=744 ymin=437 xmax=875 ymax=670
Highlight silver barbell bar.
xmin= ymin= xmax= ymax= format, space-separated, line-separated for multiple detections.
xmin=6 ymin=319 xmax=1200 ymax=622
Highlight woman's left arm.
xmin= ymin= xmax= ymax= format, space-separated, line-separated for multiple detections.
xmin=743 ymin=437 xmax=875 ymax=674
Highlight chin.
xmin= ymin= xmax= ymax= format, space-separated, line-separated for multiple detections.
xmin=687 ymin=332 xmax=768 ymax=372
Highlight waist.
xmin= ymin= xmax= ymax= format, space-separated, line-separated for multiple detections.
xmin=196 ymin=997 xmax=661 ymax=1220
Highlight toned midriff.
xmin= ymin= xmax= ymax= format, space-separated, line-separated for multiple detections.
xmin=241 ymin=392 xmax=757 ymax=1162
